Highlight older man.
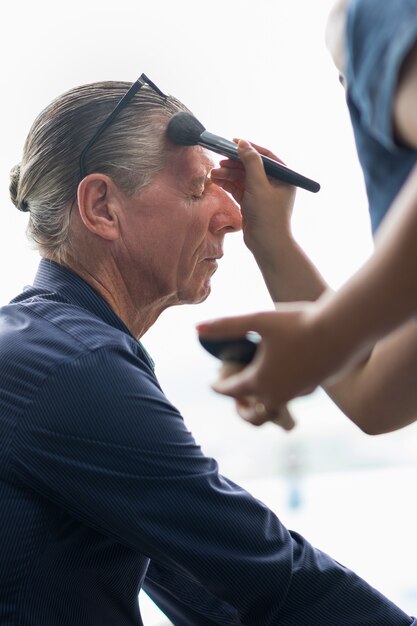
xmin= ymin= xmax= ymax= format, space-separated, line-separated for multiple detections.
xmin=2 ymin=74 xmax=415 ymax=624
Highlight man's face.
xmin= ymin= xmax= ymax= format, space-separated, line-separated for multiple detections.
xmin=118 ymin=145 xmax=242 ymax=306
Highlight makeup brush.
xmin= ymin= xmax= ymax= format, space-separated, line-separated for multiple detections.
xmin=167 ymin=111 xmax=320 ymax=193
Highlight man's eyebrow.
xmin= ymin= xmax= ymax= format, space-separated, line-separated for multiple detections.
xmin=190 ymin=173 xmax=211 ymax=187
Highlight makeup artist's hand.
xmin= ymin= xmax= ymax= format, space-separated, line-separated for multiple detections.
xmin=197 ymin=303 xmax=328 ymax=422
xmin=210 ymin=140 xmax=296 ymax=256
xmin=217 ymin=358 xmax=296 ymax=430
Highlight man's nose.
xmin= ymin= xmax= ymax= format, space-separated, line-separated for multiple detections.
xmin=209 ymin=186 xmax=242 ymax=234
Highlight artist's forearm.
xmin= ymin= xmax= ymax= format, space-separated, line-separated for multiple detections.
xmin=313 ymin=166 xmax=417 ymax=365
xmin=324 ymin=320 xmax=417 ymax=434
xmin=251 ymin=236 xmax=328 ymax=303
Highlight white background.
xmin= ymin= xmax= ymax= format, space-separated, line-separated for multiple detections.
xmin=1 ymin=1 xmax=417 ymax=623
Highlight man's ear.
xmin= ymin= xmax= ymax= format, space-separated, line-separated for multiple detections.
xmin=76 ymin=174 xmax=121 ymax=241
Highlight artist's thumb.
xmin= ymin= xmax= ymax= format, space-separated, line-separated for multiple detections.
xmin=211 ymin=367 xmax=255 ymax=399
xmin=237 ymin=139 xmax=269 ymax=188
xmin=196 ymin=313 xmax=259 ymax=339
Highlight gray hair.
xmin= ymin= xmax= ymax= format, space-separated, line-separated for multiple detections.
xmin=9 ymin=81 xmax=189 ymax=262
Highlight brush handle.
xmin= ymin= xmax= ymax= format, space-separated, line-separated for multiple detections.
xmin=261 ymin=155 xmax=320 ymax=193
xmin=200 ymin=131 xmax=320 ymax=193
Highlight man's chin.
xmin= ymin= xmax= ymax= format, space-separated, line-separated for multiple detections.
xmin=195 ymin=288 xmax=211 ymax=304
xmin=182 ymin=283 xmax=212 ymax=306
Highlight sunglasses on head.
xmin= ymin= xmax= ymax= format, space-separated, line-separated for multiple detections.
xmin=78 ymin=73 xmax=167 ymax=180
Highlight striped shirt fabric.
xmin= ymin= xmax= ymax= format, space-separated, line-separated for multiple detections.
xmin=0 ymin=258 xmax=415 ymax=625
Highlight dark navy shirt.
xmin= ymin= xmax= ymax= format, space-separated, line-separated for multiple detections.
xmin=0 ymin=259 xmax=415 ymax=625
xmin=346 ymin=0 xmax=417 ymax=233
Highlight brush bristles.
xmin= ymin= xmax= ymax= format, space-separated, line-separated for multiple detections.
xmin=166 ymin=112 xmax=206 ymax=146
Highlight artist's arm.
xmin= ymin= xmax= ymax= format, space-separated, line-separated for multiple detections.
xmin=209 ymin=134 xmax=417 ymax=433
xmin=211 ymin=140 xmax=325 ymax=304
xmin=326 ymin=39 xmax=417 ymax=433
xmin=394 ymin=39 xmax=417 ymax=149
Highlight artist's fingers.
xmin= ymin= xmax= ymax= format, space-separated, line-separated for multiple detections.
xmin=198 ymin=314 xmax=267 ymax=399
xmin=211 ymin=177 xmax=240 ymax=195
xmin=270 ymin=405 xmax=296 ymax=431
xmin=233 ymin=139 xmax=286 ymax=165
xmin=218 ymin=361 xmax=244 ymax=379
xmin=218 ymin=158 xmax=245 ymax=170
xmin=218 ymin=140 xmax=286 ymax=169
xmin=237 ymin=400 xmax=296 ymax=430
xmin=211 ymin=367 xmax=256 ymax=400
xmin=211 ymin=166 xmax=245 ymax=184
xmin=211 ymin=171 xmax=245 ymax=203
xmin=237 ymin=400 xmax=271 ymax=426
xmin=197 ymin=313 xmax=261 ymax=339
xmin=236 ymin=140 xmax=270 ymax=189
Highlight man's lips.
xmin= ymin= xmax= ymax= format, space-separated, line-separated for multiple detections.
xmin=203 ymin=253 xmax=223 ymax=262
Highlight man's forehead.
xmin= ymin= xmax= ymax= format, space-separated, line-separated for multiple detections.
xmin=172 ymin=146 xmax=214 ymax=182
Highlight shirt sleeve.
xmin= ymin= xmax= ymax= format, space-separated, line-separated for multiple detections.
xmin=346 ymin=0 xmax=417 ymax=149
xmin=343 ymin=0 xmax=417 ymax=232
xmin=11 ymin=345 xmax=416 ymax=625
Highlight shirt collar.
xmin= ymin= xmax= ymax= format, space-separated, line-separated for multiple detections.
xmin=32 ymin=258 xmax=132 ymax=334
xmin=30 ymin=258 xmax=155 ymax=369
